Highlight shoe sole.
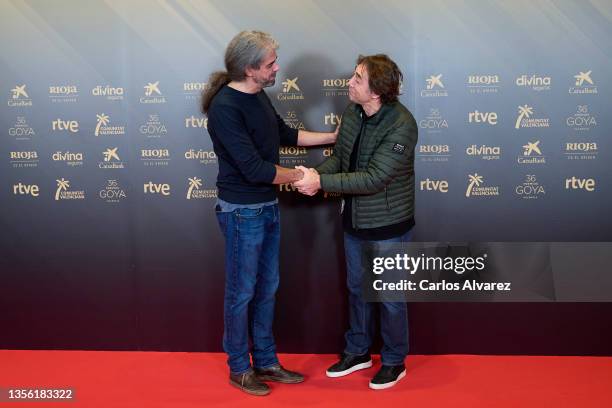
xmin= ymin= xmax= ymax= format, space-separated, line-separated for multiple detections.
xmin=229 ymin=380 xmax=270 ymax=396
xmin=368 ymin=369 xmax=406 ymax=390
xmin=326 ymin=360 xmax=373 ymax=378
xmin=255 ymin=375 xmax=304 ymax=384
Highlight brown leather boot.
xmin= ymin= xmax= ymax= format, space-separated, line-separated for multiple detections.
xmin=254 ymin=364 xmax=305 ymax=384
xmin=229 ymin=369 xmax=271 ymax=396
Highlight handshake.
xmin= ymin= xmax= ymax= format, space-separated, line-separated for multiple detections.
xmin=292 ymin=165 xmax=321 ymax=196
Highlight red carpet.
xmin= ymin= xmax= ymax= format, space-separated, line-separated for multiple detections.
xmin=0 ymin=350 xmax=610 ymax=407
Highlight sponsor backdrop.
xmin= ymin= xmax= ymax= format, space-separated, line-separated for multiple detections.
xmin=1 ymin=1 xmax=611 ymax=354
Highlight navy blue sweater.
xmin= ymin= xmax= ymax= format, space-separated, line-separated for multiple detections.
xmin=207 ymin=85 xmax=298 ymax=204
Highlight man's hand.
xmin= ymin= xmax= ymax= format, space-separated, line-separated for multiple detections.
xmin=293 ymin=166 xmax=320 ymax=196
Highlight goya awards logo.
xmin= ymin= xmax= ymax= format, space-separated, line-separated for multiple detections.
xmin=416 ymin=144 xmax=451 ymax=162
xmin=569 ymin=70 xmax=597 ymax=94
xmin=420 ymin=74 xmax=448 ymax=97
xmin=139 ymin=114 xmax=168 ymax=138
xmin=52 ymin=151 xmax=84 ymax=167
xmin=99 ymin=147 xmax=126 ymax=169
xmin=515 ymin=74 xmax=551 ymax=91
xmin=566 ymin=105 xmax=596 ymax=132
xmin=518 ymin=140 xmax=546 ymax=164
xmin=54 ymin=178 xmax=85 ymax=201
xmin=185 ymin=115 xmax=207 ymax=129
xmin=185 ymin=149 xmax=217 ymax=165
xmin=322 ymin=78 xmax=349 ymax=97
xmin=419 ymin=108 xmax=448 ymax=133
xmin=99 ymin=179 xmax=127 ymax=203
xmin=8 ymin=85 xmax=32 ymax=107
xmin=141 ymin=149 xmax=170 ymax=167
xmin=466 ymin=74 xmax=500 ymax=94
xmin=49 ymin=85 xmax=79 ymax=103
xmin=565 ymin=142 xmax=598 ymax=161
xmin=465 ymin=174 xmax=499 ymax=198
xmin=9 ymin=116 xmax=35 ymax=141
xmin=95 ymin=113 xmax=125 ymax=136
xmin=466 ymin=144 xmax=501 ymax=161
xmin=283 ymin=111 xmax=305 ymax=130
xmin=515 ymin=174 xmax=545 ymax=199
xmin=140 ymin=81 xmax=166 ymax=104
xmin=12 ymin=182 xmax=39 ymax=197
xmin=9 ymin=151 xmax=39 ymax=168
xmin=186 ymin=177 xmax=217 ymax=199
xmin=277 ymin=77 xmax=304 ymax=101
xmin=514 ymin=105 xmax=549 ymax=129
xmin=92 ymin=85 xmax=124 ymax=101
xmin=183 ymin=82 xmax=206 ymax=101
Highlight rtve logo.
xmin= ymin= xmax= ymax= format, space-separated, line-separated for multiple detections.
xmin=324 ymin=112 xmax=341 ymax=126
xmin=185 ymin=115 xmax=207 ymax=128
xmin=468 ymin=110 xmax=498 ymax=125
xmin=144 ymin=181 xmax=171 ymax=196
xmin=52 ymin=118 xmax=79 ymax=133
xmin=12 ymin=182 xmax=39 ymax=197
xmin=565 ymin=177 xmax=595 ymax=192
xmin=420 ymin=178 xmax=449 ymax=193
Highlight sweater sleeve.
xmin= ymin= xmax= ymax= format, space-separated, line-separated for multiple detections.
xmin=208 ymin=103 xmax=277 ymax=184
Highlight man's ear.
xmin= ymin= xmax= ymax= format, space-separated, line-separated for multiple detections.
xmin=244 ymin=65 xmax=255 ymax=78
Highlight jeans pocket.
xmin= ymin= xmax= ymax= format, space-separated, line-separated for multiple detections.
xmin=237 ymin=207 xmax=264 ymax=218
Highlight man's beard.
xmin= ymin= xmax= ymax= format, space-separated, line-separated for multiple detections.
xmin=256 ymin=75 xmax=276 ymax=88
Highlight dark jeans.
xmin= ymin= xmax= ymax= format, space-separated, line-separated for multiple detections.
xmin=216 ymin=204 xmax=280 ymax=374
xmin=343 ymin=229 xmax=412 ymax=366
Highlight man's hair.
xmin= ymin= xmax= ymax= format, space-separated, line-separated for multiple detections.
xmin=201 ymin=30 xmax=279 ymax=113
xmin=356 ymin=54 xmax=403 ymax=104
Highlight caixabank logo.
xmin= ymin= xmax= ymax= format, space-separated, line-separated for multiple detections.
xmin=92 ymin=85 xmax=124 ymax=101
xmin=99 ymin=147 xmax=126 ymax=169
xmin=277 ymin=77 xmax=304 ymax=101
xmin=8 ymin=85 xmax=32 ymax=107
xmin=186 ymin=177 xmax=217 ymax=199
xmin=9 ymin=116 xmax=35 ymax=141
xmin=140 ymin=81 xmax=167 ymax=104
xmin=515 ymin=174 xmax=545 ymax=200
xmin=416 ymin=144 xmax=451 ymax=163
xmin=54 ymin=178 xmax=85 ymax=201
xmin=420 ymin=74 xmax=448 ymax=97
xmin=569 ymin=70 xmax=597 ymax=94
xmin=518 ymin=140 xmax=546 ymax=164
xmin=9 ymin=151 xmax=39 ymax=168
xmin=465 ymin=174 xmax=499 ymax=198
xmin=48 ymin=84 xmax=78 ymax=103
xmin=139 ymin=114 xmax=168 ymax=138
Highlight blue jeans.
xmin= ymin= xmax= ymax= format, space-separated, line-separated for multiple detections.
xmin=216 ymin=204 xmax=280 ymax=374
xmin=343 ymin=230 xmax=412 ymax=366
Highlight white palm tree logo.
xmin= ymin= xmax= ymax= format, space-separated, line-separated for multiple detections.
xmin=466 ymin=173 xmax=483 ymax=197
xmin=144 ymin=81 xmax=161 ymax=96
xmin=515 ymin=105 xmax=533 ymax=129
xmin=426 ymin=74 xmax=444 ymax=90
xmin=55 ymin=178 xmax=70 ymax=200
xmin=187 ymin=177 xmax=202 ymax=199
xmin=574 ymin=71 xmax=593 ymax=86
xmin=95 ymin=113 xmax=110 ymax=136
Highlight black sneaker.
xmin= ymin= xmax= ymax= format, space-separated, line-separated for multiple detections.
xmin=254 ymin=364 xmax=304 ymax=384
xmin=229 ymin=369 xmax=270 ymax=396
xmin=369 ymin=364 xmax=406 ymax=390
xmin=326 ymin=353 xmax=372 ymax=378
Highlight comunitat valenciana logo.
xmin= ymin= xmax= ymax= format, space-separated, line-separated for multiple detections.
xmin=8 ymin=85 xmax=32 ymax=107
xmin=186 ymin=177 xmax=217 ymax=199
xmin=95 ymin=113 xmax=125 ymax=136
xmin=465 ymin=173 xmax=499 ymax=198
xmin=514 ymin=105 xmax=549 ymax=129
xmin=277 ymin=77 xmax=304 ymax=101
xmin=54 ymin=178 xmax=85 ymax=201
xmin=140 ymin=81 xmax=166 ymax=103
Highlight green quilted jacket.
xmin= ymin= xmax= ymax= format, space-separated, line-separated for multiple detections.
xmin=316 ymin=101 xmax=418 ymax=229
